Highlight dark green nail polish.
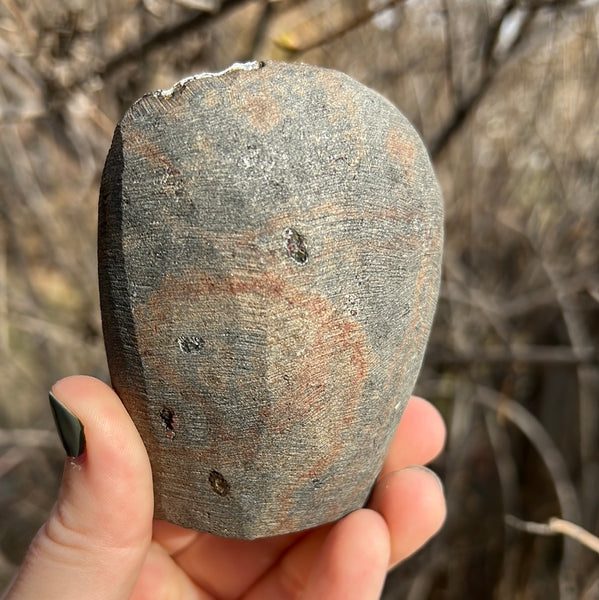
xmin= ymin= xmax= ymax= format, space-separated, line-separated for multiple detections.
xmin=49 ymin=392 xmax=86 ymax=458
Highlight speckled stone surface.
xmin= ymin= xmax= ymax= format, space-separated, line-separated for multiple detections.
xmin=98 ymin=60 xmax=444 ymax=539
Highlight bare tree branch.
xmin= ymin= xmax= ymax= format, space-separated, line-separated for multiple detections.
xmin=475 ymin=386 xmax=581 ymax=597
xmin=506 ymin=515 xmax=599 ymax=554
xmin=72 ymin=0 xmax=251 ymax=89
xmin=430 ymin=3 xmax=542 ymax=159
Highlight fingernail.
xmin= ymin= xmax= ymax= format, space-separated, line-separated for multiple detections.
xmin=49 ymin=391 xmax=86 ymax=458
xmin=405 ymin=465 xmax=444 ymax=492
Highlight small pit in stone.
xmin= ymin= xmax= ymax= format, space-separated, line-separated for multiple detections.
xmin=160 ymin=407 xmax=177 ymax=439
xmin=285 ymin=227 xmax=308 ymax=264
xmin=177 ymin=334 xmax=204 ymax=353
xmin=209 ymin=470 xmax=230 ymax=496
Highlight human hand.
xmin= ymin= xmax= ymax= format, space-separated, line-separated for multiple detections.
xmin=2 ymin=376 xmax=446 ymax=600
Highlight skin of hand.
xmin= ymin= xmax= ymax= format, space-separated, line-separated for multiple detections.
xmin=1 ymin=376 xmax=446 ymax=600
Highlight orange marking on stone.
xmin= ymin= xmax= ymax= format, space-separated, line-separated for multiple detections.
xmin=386 ymin=128 xmax=417 ymax=184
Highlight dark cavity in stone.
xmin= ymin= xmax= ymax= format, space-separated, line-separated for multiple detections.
xmin=177 ymin=334 xmax=204 ymax=353
xmin=285 ymin=227 xmax=308 ymax=264
xmin=160 ymin=406 xmax=177 ymax=439
xmin=209 ymin=470 xmax=230 ymax=496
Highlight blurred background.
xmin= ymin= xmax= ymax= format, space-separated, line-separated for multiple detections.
xmin=1 ymin=0 xmax=598 ymax=597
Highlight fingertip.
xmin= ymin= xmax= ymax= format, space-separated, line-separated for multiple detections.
xmin=51 ymin=376 xmax=130 ymax=438
xmin=48 ymin=375 xmax=153 ymax=546
xmin=341 ymin=509 xmax=391 ymax=569
xmin=409 ymin=396 xmax=447 ymax=450
xmin=380 ymin=396 xmax=447 ymax=477
xmin=51 ymin=376 xmax=149 ymax=471
xmin=370 ymin=467 xmax=446 ymax=568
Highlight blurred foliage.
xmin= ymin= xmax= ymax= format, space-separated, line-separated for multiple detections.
xmin=1 ymin=0 xmax=599 ymax=597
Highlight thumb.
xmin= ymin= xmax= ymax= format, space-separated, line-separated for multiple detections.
xmin=3 ymin=376 xmax=154 ymax=600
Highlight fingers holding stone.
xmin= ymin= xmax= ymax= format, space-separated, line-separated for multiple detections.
xmin=369 ymin=467 xmax=446 ymax=568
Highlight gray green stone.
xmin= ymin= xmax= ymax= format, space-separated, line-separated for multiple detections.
xmin=98 ymin=60 xmax=443 ymax=539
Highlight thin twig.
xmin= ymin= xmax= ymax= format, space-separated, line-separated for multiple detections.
xmin=476 ymin=386 xmax=581 ymax=598
xmin=428 ymin=344 xmax=597 ymax=367
xmin=475 ymin=387 xmax=581 ymax=524
xmin=506 ymin=515 xmax=599 ymax=555
xmin=441 ymin=0 xmax=459 ymax=107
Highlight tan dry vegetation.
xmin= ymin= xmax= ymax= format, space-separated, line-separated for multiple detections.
xmin=1 ymin=0 xmax=599 ymax=597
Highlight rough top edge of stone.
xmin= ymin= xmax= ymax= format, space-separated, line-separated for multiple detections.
xmin=153 ymin=60 xmax=265 ymax=98
xmin=122 ymin=61 xmax=265 ymax=119
xmin=117 ymin=61 xmax=432 ymax=171
xmin=121 ymin=60 xmax=411 ymax=133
